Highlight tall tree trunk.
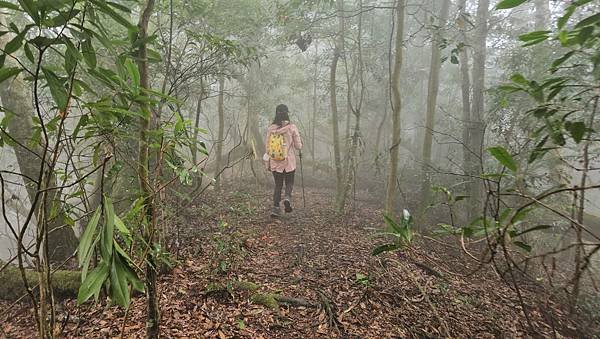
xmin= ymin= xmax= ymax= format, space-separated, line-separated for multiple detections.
xmin=466 ymin=0 xmax=489 ymax=220
xmin=311 ymin=44 xmax=319 ymax=168
xmin=533 ymin=0 xmax=550 ymax=77
xmin=420 ymin=0 xmax=451 ymax=207
xmin=330 ymin=0 xmax=344 ymax=204
xmin=457 ymin=0 xmax=472 ymax=220
xmin=0 ymin=15 xmax=78 ymax=263
xmin=214 ymin=73 xmax=225 ymax=191
xmin=135 ymin=1 xmax=159 ymax=337
xmin=191 ymin=77 xmax=205 ymax=166
xmin=337 ymin=0 xmax=365 ymax=214
xmin=384 ymin=0 xmax=406 ymax=216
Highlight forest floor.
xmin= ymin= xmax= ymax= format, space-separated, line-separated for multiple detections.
xmin=0 ymin=184 xmax=596 ymax=338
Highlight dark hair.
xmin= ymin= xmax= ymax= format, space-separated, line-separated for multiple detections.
xmin=273 ymin=104 xmax=290 ymax=126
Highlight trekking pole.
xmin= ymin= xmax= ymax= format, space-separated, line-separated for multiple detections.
xmin=299 ymin=150 xmax=306 ymax=208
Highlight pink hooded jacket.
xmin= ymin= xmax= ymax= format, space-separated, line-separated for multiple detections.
xmin=265 ymin=122 xmax=302 ymax=173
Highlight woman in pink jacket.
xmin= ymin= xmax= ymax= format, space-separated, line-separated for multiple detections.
xmin=264 ymin=104 xmax=303 ymax=217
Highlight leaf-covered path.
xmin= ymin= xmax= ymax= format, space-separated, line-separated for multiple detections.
xmin=0 ymin=186 xmax=588 ymax=338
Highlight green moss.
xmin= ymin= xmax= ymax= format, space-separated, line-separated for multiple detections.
xmin=0 ymin=261 xmax=80 ymax=300
xmin=234 ymin=280 xmax=259 ymax=292
xmin=250 ymin=293 xmax=279 ymax=310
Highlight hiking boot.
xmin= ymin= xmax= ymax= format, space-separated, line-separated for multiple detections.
xmin=284 ymin=199 xmax=292 ymax=213
xmin=271 ymin=206 xmax=282 ymax=217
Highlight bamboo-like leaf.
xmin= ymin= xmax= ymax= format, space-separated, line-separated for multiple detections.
xmin=77 ymin=261 xmax=109 ymax=305
xmin=78 ymin=206 xmax=101 ymax=267
xmin=0 ymin=67 xmax=22 ymax=83
xmin=101 ymin=196 xmax=115 ymax=261
xmin=495 ymin=0 xmax=528 ymax=10
xmin=110 ymin=255 xmax=130 ymax=307
xmin=487 ymin=146 xmax=518 ymax=172
xmin=42 ymin=67 xmax=68 ymax=112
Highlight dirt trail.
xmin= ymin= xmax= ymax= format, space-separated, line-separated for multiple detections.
xmin=0 ymin=187 xmax=589 ymax=338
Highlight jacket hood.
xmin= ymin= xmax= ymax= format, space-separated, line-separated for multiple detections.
xmin=268 ymin=122 xmax=293 ymax=133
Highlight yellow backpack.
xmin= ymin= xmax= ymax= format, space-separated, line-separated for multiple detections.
xmin=267 ymin=133 xmax=287 ymax=161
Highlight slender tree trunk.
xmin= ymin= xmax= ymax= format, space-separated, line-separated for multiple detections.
xmin=466 ymin=0 xmax=489 ymax=220
xmin=135 ymin=1 xmax=159 ymax=337
xmin=337 ymin=0 xmax=365 ymax=214
xmin=214 ymin=73 xmax=225 ymax=191
xmin=385 ymin=0 xmax=406 ymax=216
xmin=311 ymin=44 xmax=318 ymax=168
xmin=420 ymin=0 xmax=451 ymax=207
xmin=457 ymin=0 xmax=472 ymax=222
xmin=330 ymin=0 xmax=344 ymax=204
xmin=191 ymin=78 xmax=205 ymax=166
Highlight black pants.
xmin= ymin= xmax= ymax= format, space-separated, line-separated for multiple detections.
xmin=272 ymin=170 xmax=295 ymax=207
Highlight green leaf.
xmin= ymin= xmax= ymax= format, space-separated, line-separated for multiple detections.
xmin=77 ymin=261 xmax=109 ymax=305
xmin=101 ymin=196 xmax=115 ymax=261
xmin=372 ymin=243 xmax=401 ymax=256
xmin=81 ymin=38 xmax=96 ymax=68
xmin=90 ymin=0 xmax=134 ymax=29
xmin=557 ymin=6 xmax=575 ymax=30
xmin=495 ymin=0 xmax=528 ymax=10
xmin=487 ymin=146 xmax=517 ymax=172
xmin=124 ymin=58 xmax=140 ymax=93
xmin=17 ymin=0 xmax=39 ymax=24
xmin=42 ymin=67 xmax=69 ymax=112
xmin=110 ymin=255 xmax=130 ymax=307
xmin=575 ymin=12 xmax=600 ymax=28
xmin=551 ymin=51 xmax=575 ymax=70
xmin=510 ymin=73 xmax=528 ymax=85
xmin=113 ymin=215 xmax=131 ymax=238
xmin=0 ymin=1 xmax=21 ymax=11
xmin=4 ymin=30 xmax=26 ymax=54
xmin=518 ymin=30 xmax=550 ymax=42
xmin=78 ymin=206 xmax=101 ymax=266
xmin=0 ymin=67 xmax=22 ymax=83
xmin=565 ymin=121 xmax=586 ymax=143
xmin=23 ymin=42 xmax=34 ymax=62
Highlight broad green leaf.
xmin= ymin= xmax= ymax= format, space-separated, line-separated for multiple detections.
xmin=565 ymin=121 xmax=586 ymax=143
xmin=42 ymin=67 xmax=69 ymax=112
xmin=0 ymin=67 xmax=22 ymax=83
xmin=110 ymin=255 xmax=130 ymax=307
xmin=487 ymin=146 xmax=517 ymax=172
xmin=124 ymin=58 xmax=140 ymax=93
xmin=78 ymin=206 xmax=101 ymax=266
xmin=23 ymin=42 xmax=34 ymax=62
xmin=114 ymin=214 xmax=131 ymax=238
xmin=102 ymin=196 xmax=115 ymax=261
xmin=77 ymin=261 xmax=109 ymax=305
xmin=17 ymin=0 xmax=39 ymax=24
xmin=81 ymin=39 xmax=97 ymax=68
xmin=4 ymin=30 xmax=26 ymax=54
xmin=495 ymin=0 xmax=528 ymax=10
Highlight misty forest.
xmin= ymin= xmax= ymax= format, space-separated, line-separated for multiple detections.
xmin=0 ymin=0 xmax=599 ymax=337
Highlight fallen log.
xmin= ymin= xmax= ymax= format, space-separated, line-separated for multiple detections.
xmin=0 ymin=261 xmax=80 ymax=301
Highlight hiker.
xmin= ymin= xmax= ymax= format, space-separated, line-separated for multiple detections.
xmin=264 ymin=104 xmax=303 ymax=217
